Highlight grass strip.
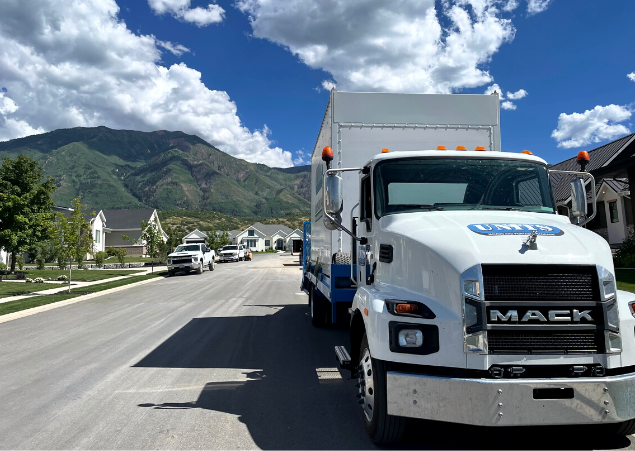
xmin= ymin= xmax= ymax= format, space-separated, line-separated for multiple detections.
xmin=0 ymin=271 xmax=167 ymax=316
xmin=0 ymin=282 xmax=64 ymax=299
xmin=1 ymin=269 xmax=144 ymax=282
xmin=0 ymin=293 xmax=80 ymax=316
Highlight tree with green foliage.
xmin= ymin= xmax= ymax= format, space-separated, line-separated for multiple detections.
xmin=163 ymin=225 xmax=183 ymax=252
xmin=139 ymin=219 xmax=164 ymax=273
xmin=206 ymin=226 xmax=229 ymax=250
xmin=114 ymin=248 xmax=127 ymax=266
xmin=54 ymin=198 xmax=94 ymax=293
xmin=0 ymin=155 xmax=56 ymax=273
xmin=95 ymin=251 xmax=108 ymax=268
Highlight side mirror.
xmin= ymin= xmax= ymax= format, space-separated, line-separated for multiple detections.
xmin=570 ymin=178 xmax=587 ymax=218
xmin=324 ymin=174 xmax=343 ymax=230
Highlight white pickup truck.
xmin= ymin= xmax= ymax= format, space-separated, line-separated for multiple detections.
xmin=167 ymin=244 xmax=216 ymax=276
xmin=219 ymin=244 xmax=245 ymax=263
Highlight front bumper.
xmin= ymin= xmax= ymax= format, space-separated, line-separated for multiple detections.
xmin=168 ymin=263 xmax=197 ymax=271
xmin=220 ymin=255 xmax=238 ymax=261
xmin=387 ymin=371 xmax=635 ymax=426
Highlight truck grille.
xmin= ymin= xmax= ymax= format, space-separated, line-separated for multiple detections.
xmin=488 ymin=330 xmax=603 ymax=354
xmin=172 ymin=257 xmax=192 ymax=264
xmin=482 ymin=265 xmax=597 ymax=301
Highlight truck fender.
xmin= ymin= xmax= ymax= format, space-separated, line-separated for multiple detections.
xmin=618 ymin=290 xmax=635 ymax=367
xmin=349 ymin=309 xmax=366 ymax=373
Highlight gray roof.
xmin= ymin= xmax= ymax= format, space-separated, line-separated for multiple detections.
xmin=227 ymin=230 xmax=242 ymax=239
xmin=250 ymin=222 xmax=293 ymax=236
xmin=101 ymin=208 xmax=156 ymax=229
xmin=550 ymin=133 xmax=635 ymax=203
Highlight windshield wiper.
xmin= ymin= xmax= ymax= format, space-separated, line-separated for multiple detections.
xmin=473 ymin=206 xmax=531 ymax=212
xmin=399 ymin=204 xmax=444 ymax=211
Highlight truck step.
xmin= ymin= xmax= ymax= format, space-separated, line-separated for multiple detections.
xmin=335 ymin=345 xmax=352 ymax=371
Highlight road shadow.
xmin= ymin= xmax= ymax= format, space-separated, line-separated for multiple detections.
xmin=134 ymin=305 xmax=632 ymax=450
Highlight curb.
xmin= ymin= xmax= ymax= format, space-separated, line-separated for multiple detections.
xmin=0 ymin=276 xmax=163 ymax=325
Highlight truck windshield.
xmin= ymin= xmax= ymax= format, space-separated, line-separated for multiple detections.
xmin=374 ymin=158 xmax=556 ymax=218
xmin=223 ymin=246 xmax=238 ymax=251
xmin=174 ymin=245 xmax=200 ymax=252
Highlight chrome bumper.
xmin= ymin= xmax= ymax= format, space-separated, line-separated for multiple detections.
xmin=387 ymin=371 xmax=635 ymax=426
xmin=168 ymin=263 xmax=196 ymax=270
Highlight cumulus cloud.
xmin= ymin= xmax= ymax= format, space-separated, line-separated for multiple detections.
xmin=148 ymin=0 xmax=224 ymax=26
xmin=293 ymin=150 xmax=310 ymax=166
xmin=628 ymin=72 xmax=635 ymax=82
xmin=501 ymin=101 xmax=517 ymax=110
xmin=551 ymin=105 xmax=632 ymax=149
xmin=237 ymin=0 xmax=520 ymax=94
xmin=0 ymin=0 xmax=293 ymax=167
xmin=484 ymin=84 xmax=504 ymax=97
xmin=503 ymin=0 xmax=519 ymax=11
xmin=157 ymin=40 xmax=190 ymax=56
xmin=507 ymin=88 xmax=527 ymax=99
xmin=527 ymin=0 xmax=551 ymax=15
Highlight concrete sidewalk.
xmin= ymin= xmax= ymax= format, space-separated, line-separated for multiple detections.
xmin=0 ymin=266 xmax=167 ymax=304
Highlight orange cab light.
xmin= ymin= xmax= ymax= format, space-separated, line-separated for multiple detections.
xmin=522 ymin=150 xmax=533 ymax=155
xmin=475 ymin=146 xmax=486 ymax=151
xmin=395 ymin=303 xmax=419 ymax=314
xmin=364 ymin=308 xmax=369 ymax=316
xmin=322 ymin=146 xmax=333 ymax=162
xmin=437 ymin=145 xmax=447 ymax=150
xmin=577 ymin=150 xmax=590 ymax=162
xmin=456 ymin=146 xmax=466 ymax=151
xmin=382 ymin=148 xmax=390 ymax=153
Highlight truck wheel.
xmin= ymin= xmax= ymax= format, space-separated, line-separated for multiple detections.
xmin=209 ymin=261 xmax=215 ymax=271
xmin=168 ymin=270 xmax=174 ymax=277
xmin=358 ymin=333 xmax=406 ymax=444
xmin=606 ymin=419 xmax=635 ymax=436
xmin=197 ymin=262 xmax=203 ymax=274
xmin=309 ymin=285 xmax=326 ymax=327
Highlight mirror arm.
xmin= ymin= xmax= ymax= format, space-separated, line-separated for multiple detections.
xmin=323 ymin=167 xmax=365 ymax=241
xmin=549 ymin=169 xmax=596 ymax=226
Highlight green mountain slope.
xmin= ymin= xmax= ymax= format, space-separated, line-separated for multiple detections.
xmin=0 ymin=126 xmax=311 ymax=216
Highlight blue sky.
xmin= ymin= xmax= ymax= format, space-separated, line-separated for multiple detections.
xmin=1 ymin=0 xmax=634 ymax=167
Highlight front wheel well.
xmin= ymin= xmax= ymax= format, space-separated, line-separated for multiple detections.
xmin=350 ymin=310 xmax=366 ymax=369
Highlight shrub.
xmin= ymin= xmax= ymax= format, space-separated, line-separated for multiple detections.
xmin=34 ymin=277 xmax=44 ymax=284
xmin=614 ymin=234 xmax=635 ymax=267
xmin=106 ymin=246 xmax=117 ymax=257
xmin=57 ymin=256 xmax=67 ymax=270
xmin=36 ymin=256 xmax=45 ymax=270
xmin=0 ymin=262 xmax=6 ymax=271
xmin=16 ymin=255 xmax=25 ymax=271
xmin=95 ymin=251 xmax=108 ymax=268
xmin=57 ymin=274 xmax=68 ymax=281
xmin=25 ymin=278 xmax=33 ymax=283
xmin=114 ymin=248 xmax=127 ymax=266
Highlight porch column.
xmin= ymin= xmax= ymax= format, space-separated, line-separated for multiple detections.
xmin=628 ymin=166 xmax=635 ymax=237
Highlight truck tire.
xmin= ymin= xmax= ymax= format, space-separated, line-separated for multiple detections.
xmin=606 ymin=419 xmax=635 ymax=436
xmin=309 ymin=285 xmax=326 ymax=327
xmin=358 ymin=333 xmax=406 ymax=444
xmin=197 ymin=262 xmax=203 ymax=274
xmin=168 ymin=269 xmax=174 ymax=277
xmin=209 ymin=261 xmax=215 ymax=271
xmin=333 ymin=252 xmax=352 ymax=265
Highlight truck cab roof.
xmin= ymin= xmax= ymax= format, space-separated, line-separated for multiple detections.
xmin=366 ymin=150 xmax=548 ymax=167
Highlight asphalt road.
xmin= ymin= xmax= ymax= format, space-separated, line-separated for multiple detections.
xmin=0 ymin=252 xmax=634 ymax=450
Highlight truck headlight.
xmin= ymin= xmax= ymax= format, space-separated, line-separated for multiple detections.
xmin=598 ymin=266 xmax=616 ymax=301
xmin=398 ymin=329 xmax=423 ymax=347
xmin=193 ymin=256 xmax=198 ymax=262
xmin=462 ymin=265 xmax=486 ymax=354
xmin=167 ymin=258 xmax=172 ymax=264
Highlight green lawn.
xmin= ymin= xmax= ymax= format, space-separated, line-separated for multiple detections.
xmin=0 ymin=282 xmax=63 ymax=299
xmin=104 ymin=256 xmax=164 ymax=264
xmin=1 ymin=269 xmax=144 ymax=282
xmin=617 ymin=269 xmax=635 ymax=293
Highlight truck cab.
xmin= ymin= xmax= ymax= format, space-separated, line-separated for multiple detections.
xmin=167 ymin=243 xmax=215 ymax=276
xmin=219 ymin=244 xmax=244 ymax=262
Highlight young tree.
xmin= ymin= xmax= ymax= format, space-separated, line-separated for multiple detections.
xmin=139 ymin=219 xmax=164 ymax=273
xmin=206 ymin=226 xmax=229 ymax=250
xmin=0 ymin=155 xmax=56 ymax=273
xmin=55 ymin=198 xmax=94 ymax=293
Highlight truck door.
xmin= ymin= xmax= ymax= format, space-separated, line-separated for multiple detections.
xmin=358 ymin=174 xmax=375 ymax=285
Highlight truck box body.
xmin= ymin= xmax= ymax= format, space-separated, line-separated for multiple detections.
xmin=310 ymin=90 xmax=500 ymax=279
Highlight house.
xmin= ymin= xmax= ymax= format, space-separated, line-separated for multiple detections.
xmin=550 ymin=132 xmax=635 ymax=246
xmin=226 ymin=222 xmax=303 ymax=252
xmin=283 ymin=228 xmax=303 ymax=253
xmin=101 ymin=208 xmax=168 ymax=256
xmin=182 ymin=229 xmax=209 ymax=245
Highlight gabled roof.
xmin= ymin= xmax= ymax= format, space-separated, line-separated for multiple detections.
xmin=183 ymin=229 xmax=208 ymax=239
xmin=249 ymin=222 xmax=293 ymax=237
xmin=227 ymin=230 xmax=242 ymax=239
xmin=285 ymin=228 xmax=302 ymax=238
xmin=101 ymin=208 xmax=156 ymax=229
xmin=550 ymin=133 xmax=635 ymax=203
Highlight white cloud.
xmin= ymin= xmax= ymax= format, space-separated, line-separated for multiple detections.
xmin=507 ymin=88 xmax=527 ymax=99
xmin=157 ymin=40 xmax=190 ymax=56
xmin=0 ymin=0 xmax=293 ymax=167
xmin=293 ymin=150 xmax=310 ymax=166
xmin=501 ymin=101 xmax=517 ymax=110
xmin=628 ymin=72 xmax=635 ymax=82
xmin=484 ymin=83 xmax=504 ymax=98
xmin=148 ymin=0 xmax=224 ymax=26
xmin=321 ymin=80 xmax=337 ymax=91
xmin=527 ymin=0 xmax=551 ymax=16
xmin=237 ymin=0 xmax=518 ymax=94
xmin=551 ymin=104 xmax=632 ymax=149
xmin=503 ymin=0 xmax=519 ymax=12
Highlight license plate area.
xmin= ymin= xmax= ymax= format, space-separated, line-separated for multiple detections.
xmin=533 ymin=387 xmax=574 ymax=399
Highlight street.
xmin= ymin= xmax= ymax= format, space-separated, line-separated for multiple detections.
xmin=0 ymin=253 xmax=633 ymax=450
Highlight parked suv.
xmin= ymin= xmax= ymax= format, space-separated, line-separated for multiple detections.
xmin=219 ymin=244 xmax=245 ymax=262
xmin=167 ymin=243 xmax=215 ymax=276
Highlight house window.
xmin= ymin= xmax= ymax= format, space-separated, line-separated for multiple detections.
xmin=248 ymin=229 xmax=255 ymax=236
xmin=265 ymin=239 xmax=270 ymax=246
xmin=609 ymin=201 xmax=619 ymax=223
xmin=95 ymin=230 xmax=100 ymax=244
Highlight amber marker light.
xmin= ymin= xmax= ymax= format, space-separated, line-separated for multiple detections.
xmin=437 ymin=146 xmax=447 ymax=150
xmin=364 ymin=308 xmax=369 ymax=316
xmin=382 ymin=148 xmax=390 ymax=153
xmin=456 ymin=146 xmax=466 ymax=151
xmin=475 ymin=146 xmax=486 ymax=151
xmin=395 ymin=303 xmax=419 ymax=314
xmin=522 ymin=150 xmax=533 ymax=155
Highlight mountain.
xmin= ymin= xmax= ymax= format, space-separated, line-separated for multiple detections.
xmin=0 ymin=127 xmax=311 ymax=216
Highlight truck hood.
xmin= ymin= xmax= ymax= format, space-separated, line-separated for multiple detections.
xmin=380 ymin=210 xmax=614 ymax=274
xmin=168 ymin=251 xmax=198 ymax=257
xmin=220 ymin=250 xmax=238 ymax=255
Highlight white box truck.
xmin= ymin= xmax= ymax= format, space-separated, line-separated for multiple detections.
xmin=301 ymin=89 xmax=635 ymax=443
